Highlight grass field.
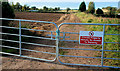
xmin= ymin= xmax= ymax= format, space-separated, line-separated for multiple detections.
xmin=75 ymin=12 xmax=120 ymax=66
xmin=75 ymin=12 xmax=119 ymax=24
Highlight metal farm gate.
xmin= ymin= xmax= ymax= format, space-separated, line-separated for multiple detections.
xmin=0 ymin=18 xmax=120 ymax=69
xmin=57 ymin=23 xmax=120 ymax=69
xmin=0 ymin=18 xmax=58 ymax=62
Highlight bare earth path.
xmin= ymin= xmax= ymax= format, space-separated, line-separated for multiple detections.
xmin=2 ymin=13 xmax=108 ymax=70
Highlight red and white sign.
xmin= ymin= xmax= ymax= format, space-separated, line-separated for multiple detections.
xmin=79 ymin=31 xmax=103 ymax=45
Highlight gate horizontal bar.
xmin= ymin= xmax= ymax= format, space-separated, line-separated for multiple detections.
xmin=0 ymin=39 xmax=56 ymax=47
xmin=59 ymin=23 xmax=120 ymax=28
xmin=105 ymin=34 xmax=120 ymax=35
xmin=21 ymin=34 xmax=56 ymax=40
xmin=0 ymin=32 xmax=56 ymax=40
xmin=59 ymin=47 xmax=120 ymax=52
xmin=59 ymin=55 xmax=101 ymax=59
xmin=0 ymin=52 xmax=56 ymax=62
xmin=22 ymin=48 xmax=56 ymax=55
xmin=0 ymin=18 xmax=58 ymax=29
xmin=46 ymin=34 xmax=70 ymax=38
xmin=58 ymin=60 xmax=120 ymax=69
xmin=0 ymin=32 xmax=19 ymax=36
xmin=1 ymin=45 xmax=56 ymax=55
xmin=60 ymin=32 xmax=79 ymax=34
xmin=104 ymin=58 xmax=120 ymax=60
xmin=0 ymin=39 xmax=19 ymax=43
xmin=59 ymin=55 xmax=120 ymax=60
xmin=21 ymin=41 xmax=56 ymax=48
xmin=59 ymin=40 xmax=78 ymax=42
xmin=0 ymin=26 xmax=19 ymax=29
xmin=104 ymin=42 xmax=120 ymax=44
xmin=1 ymin=45 xmax=19 ymax=50
xmin=59 ymin=47 xmax=102 ymax=51
xmin=0 ymin=25 xmax=56 ymax=33
xmin=21 ymin=27 xmax=56 ymax=33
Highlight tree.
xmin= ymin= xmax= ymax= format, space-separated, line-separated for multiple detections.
xmin=2 ymin=2 xmax=15 ymax=25
xmin=26 ymin=6 xmax=30 ymax=10
xmin=109 ymin=8 xmax=116 ymax=16
xmin=49 ymin=8 xmax=53 ymax=12
xmin=11 ymin=2 xmax=15 ymax=9
xmin=55 ymin=7 xmax=58 ymax=11
xmin=79 ymin=1 xmax=86 ymax=12
xmin=43 ymin=6 xmax=48 ymax=11
xmin=23 ymin=5 xmax=27 ymax=11
xmin=58 ymin=7 xmax=60 ymax=10
xmin=66 ymin=7 xmax=71 ymax=12
xmin=88 ymin=2 xmax=95 ymax=14
xmin=15 ymin=2 xmax=22 ymax=11
xmin=96 ymin=8 xmax=104 ymax=15
xmin=31 ymin=6 xmax=36 ymax=10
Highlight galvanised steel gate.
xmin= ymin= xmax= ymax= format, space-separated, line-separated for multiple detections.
xmin=0 ymin=18 xmax=120 ymax=69
xmin=58 ymin=23 xmax=120 ymax=69
xmin=0 ymin=18 xmax=58 ymax=62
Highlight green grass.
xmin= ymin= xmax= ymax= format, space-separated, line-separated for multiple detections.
xmin=75 ymin=12 xmax=120 ymax=24
xmin=75 ymin=12 xmax=120 ymax=67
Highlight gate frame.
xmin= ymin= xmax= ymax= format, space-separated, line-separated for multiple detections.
xmin=58 ymin=23 xmax=120 ymax=69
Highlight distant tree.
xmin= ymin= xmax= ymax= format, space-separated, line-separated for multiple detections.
xmin=11 ymin=2 xmax=15 ymax=9
xmin=88 ymin=1 xmax=95 ymax=14
xmin=49 ymin=8 xmax=53 ymax=12
xmin=66 ymin=7 xmax=71 ymax=12
xmin=79 ymin=1 xmax=86 ymax=12
xmin=55 ymin=7 xmax=58 ymax=11
xmin=109 ymin=8 xmax=116 ymax=16
xmin=26 ymin=6 xmax=30 ymax=10
xmin=2 ymin=2 xmax=15 ymax=25
xmin=96 ymin=8 xmax=104 ymax=15
xmin=43 ymin=6 xmax=48 ymax=11
xmin=22 ymin=6 xmax=25 ymax=11
xmin=15 ymin=2 xmax=22 ymax=11
xmin=31 ymin=6 xmax=36 ymax=10
xmin=58 ymin=7 xmax=60 ymax=10
xmin=23 ymin=5 xmax=27 ymax=11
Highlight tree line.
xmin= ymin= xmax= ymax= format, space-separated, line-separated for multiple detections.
xmin=11 ymin=2 xmax=61 ymax=12
xmin=79 ymin=1 xmax=120 ymax=18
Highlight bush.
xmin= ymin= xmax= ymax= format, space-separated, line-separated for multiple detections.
xmin=2 ymin=2 xmax=15 ymax=18
xmin=2 ymin=2 xmax=15 ymax=26
xmin=117 ymin=9 xmax=120 ymax=13
xmin=96 ymin=8 xmax=104 ymax=15
xmin=88 ymin=2 xmax=95 ymax=14
xmin=87 ymin=19 xmax=93 ymax=23
xmin=79 ymin=1 xmax=86 ymax=12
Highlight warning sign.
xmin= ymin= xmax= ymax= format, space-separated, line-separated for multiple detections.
xmin=79 ymin=31 xmax=103 ymax=45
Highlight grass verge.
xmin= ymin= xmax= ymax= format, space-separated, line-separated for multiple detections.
xmin=75 ymin=12 xmax=120 ymax=67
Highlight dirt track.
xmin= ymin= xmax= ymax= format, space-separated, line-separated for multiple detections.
xmin=2 ymin=12 xmax=108 ymax=70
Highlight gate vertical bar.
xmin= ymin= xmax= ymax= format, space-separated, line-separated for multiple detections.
xmin=101 ymin=25 xmax=105 ymax=66
xmin=63 ymin=32 xmax=65 ymax=41
xmin=56 ymin=29 xmax=59 ymax=59
xmin=51 ymin=31 xmax=53 ymax=39
xmin=19 ymin=20 xmax=22 ymax=56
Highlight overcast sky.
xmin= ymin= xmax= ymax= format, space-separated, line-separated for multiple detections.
xmin=9 ymin=0 xmax=120 ymax=3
